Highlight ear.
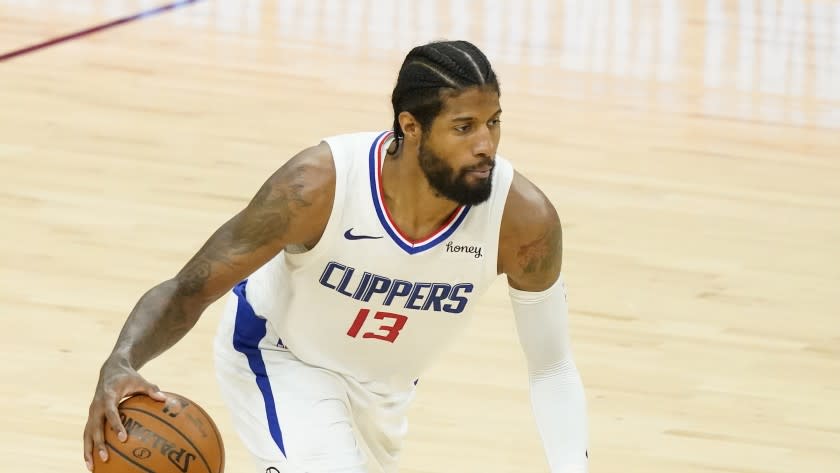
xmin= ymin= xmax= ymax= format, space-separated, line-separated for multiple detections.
xmin=398 ymin=111 xmax=420 ymax=142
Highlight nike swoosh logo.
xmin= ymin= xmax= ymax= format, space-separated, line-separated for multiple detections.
xmin=344 ymin=228 xmax=383 ymax=240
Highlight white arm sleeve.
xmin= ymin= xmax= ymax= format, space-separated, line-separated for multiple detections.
xmin=509 ymin=274 xmax=589 ymax=473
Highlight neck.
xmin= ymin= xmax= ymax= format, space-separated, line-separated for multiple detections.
xmin=380 ymin=145 xmax=461 ymax=241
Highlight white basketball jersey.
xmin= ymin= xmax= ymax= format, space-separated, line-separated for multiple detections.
xmin=244 ymin=130 xmax=514 ymax=392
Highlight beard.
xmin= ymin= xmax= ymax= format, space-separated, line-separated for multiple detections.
xmin=418 ymin=139 xmax=494 ymax=206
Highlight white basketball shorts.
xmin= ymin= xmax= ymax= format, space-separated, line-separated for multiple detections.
xmin=213 ymin=280 xmax=416 ymax=473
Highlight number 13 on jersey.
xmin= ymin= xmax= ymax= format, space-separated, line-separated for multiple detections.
xmin=347 ymin=308 xmax=408 ymax=343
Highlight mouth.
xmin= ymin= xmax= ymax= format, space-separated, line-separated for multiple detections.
xmin=466 ymin=168 xmax=491 ymax=179
xmin=465 ymin=162 xmax=494 ymax=179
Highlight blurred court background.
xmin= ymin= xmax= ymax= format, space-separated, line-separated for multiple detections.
xmin=1 ymin=1 xmax=838 ymax=472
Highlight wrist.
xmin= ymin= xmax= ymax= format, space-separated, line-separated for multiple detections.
xmin=105 ymin=348 xmax=135 ymax=371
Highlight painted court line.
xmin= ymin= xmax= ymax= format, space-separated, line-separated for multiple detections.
xmin=0 ymin=0 xmax=203 ymax=63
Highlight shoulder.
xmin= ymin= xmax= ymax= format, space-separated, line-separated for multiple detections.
xmin=501 ymin=171 xmax=558 ymax=231
xmin=244 ymin=142 xmax=336 ymax=247
xmin=497 ymin=171 xmax=562 ymax=291
xmin=258 ymin=141 xmax=335 ymax=205
xmin=321 ymin=130 xmax=388 ymax=153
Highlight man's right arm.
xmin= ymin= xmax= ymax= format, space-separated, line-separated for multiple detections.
xmin=112 ymin=142 xmax=335 ymax=369
xmin=83 ymin=142 xmax=335 ymax=471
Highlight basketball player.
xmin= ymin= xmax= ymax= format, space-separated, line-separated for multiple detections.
xmin=83 ymin=40 xmax=588 ymax=473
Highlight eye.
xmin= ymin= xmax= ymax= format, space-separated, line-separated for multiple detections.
xmin=455 ymin=124 xmax=471 ymax=133
xmin=489 ymin=118 xmax=502 ymax=127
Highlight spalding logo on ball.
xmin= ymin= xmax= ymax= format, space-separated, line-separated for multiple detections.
xmin=132 ymin=447 xmax=152 ymax=459
xmin=94 ymin=392 xmax=224 ymax=473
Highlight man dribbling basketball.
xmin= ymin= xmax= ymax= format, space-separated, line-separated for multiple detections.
xmin=83 ymin=40 xmax=589 ymax=473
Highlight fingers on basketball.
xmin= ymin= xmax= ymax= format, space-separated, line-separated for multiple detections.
xmin=92 ymin=392 xmax=224 ymax=473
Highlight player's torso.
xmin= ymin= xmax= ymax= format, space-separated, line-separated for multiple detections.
xmin=246 ymin=131 xmax=513 ymax=391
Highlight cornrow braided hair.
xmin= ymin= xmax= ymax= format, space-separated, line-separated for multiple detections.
xmin=390 ymin=40 xmax=499 ymax=152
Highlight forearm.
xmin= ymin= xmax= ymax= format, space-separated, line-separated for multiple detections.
xmin=110 ymin=279 xmax=205 ymax=369
xmin=528 ymin=359 xmax=588 ymax=472
xmin=510 ymin=275 xmax=589 ymax=472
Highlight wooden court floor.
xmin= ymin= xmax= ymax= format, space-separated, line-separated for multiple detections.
xmin=1 ymin=1 xmax=839 ymax=472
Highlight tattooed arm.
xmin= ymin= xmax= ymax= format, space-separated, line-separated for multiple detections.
xmin=498 ymin=171 xmax=563 ymax=291
xmin=499 ymin=173 xmax=589 ymax=473
xmin=114 ymin=142 xmax=335 ymax=367
xmin=83 ymin=143 xmax=335 ymax=471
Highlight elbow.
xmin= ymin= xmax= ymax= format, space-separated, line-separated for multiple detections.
xmin=152 ymin=277 xmax=212 ymax=317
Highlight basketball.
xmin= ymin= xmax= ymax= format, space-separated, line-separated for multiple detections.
xmin=93 ymin=392 xmax=224 ymax=473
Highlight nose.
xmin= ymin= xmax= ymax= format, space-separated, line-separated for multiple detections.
xmin=472 ymin=125 xmax=496 ymax=159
